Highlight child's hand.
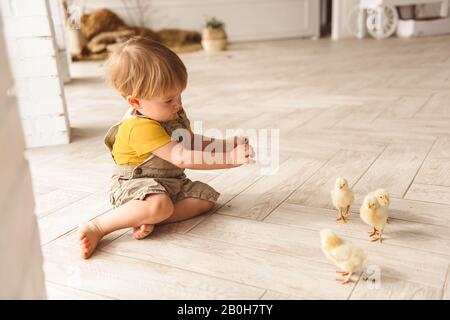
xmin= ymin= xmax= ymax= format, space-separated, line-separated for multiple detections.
xmin=227 ymin=135 xmax=248 ymax=147
xmin=230 ymin=136 xmax=255 ymax=155
xmin=235 ymin=135 xmax=248 ymax=146
xmin=239 ymin=136 xmax=255 ymax=160
xmin=230 ymin=142 xmax=256 ymax=165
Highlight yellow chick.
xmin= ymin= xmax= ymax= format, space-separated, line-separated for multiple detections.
xmin=374 ymin=189 xmax=390 ymax=208
xmin=374 ymin=188 xmax=391 ymax=223
xmin=330 ymin=178 xmax=354 ymax=223
xmin=359 ymin=194 xmax=389 ymax=243
xmin=320 ymin=229 xmax=366 ymax=284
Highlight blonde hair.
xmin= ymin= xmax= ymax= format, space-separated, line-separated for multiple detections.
xmin=104 ymin=37 xmax=187 ymax=99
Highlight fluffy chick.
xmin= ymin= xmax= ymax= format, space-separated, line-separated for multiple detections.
xmin=320 ymin=229 xmax=366 ymax=284
xmin=331 ymin=178 xmax=354 ymax=223
xmin=374 ymin=189 xmax=390 ymax=208
xmin=359 ymin=194 xmax=389 ymax=243
xmin=374 ymin=188 xmax=391 ymax=223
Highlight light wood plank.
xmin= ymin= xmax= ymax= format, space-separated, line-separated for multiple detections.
xmin=46 ymin=281 xmax=113 ymax=300
xmin=217 ymin=157 xmax=325 ymax=220
xmin=371 ymin=117 xmax=450 ymax=136
xmin=353 ymin=144 xmax=430 ymax=198
xmin=350 ymin=276 xmax=442 ymax=300
xmin=279 ymin=139 xmax=339 ymax=160
xmin=383 ymin=96 xmax=432 ymax=119
xmin=414 ymin=158 xmax=450 ymax=188
xmin=273 ymin=107 xmax=323 ymax=132
xmin=207 ymin=164 xmax=266 ymax=206
xmin=351 ymin=195 xmax=450 ymax=228
xmin=102 ymin=229 xmax=354 ymax=299
xmin=35 ymin=189 xmax=90 ymax=218
xmin=302 ymin=128 xmax=435 ymax=147
xmin=43 ymin=242 xmax=263 ymax=300
xmin=189 ymin=210 xmax=450 ymax=268
xmin=413 ymin=113 xmax=450 ymax=121
xmin=189 ymin=214 xmax=326 ymax=263
xmin=415 ymin=137 xmax=450 ymax=187
xmin=287 ymin=149 xmax=379 ymax=209
xmin=417 ymin=92 xmax=450 ymax=114
xmin=198 ymin=207 xmax=450 ymax=264
xmin=426 ymin=137 xmax=450 ymax=159
xmin=285 ymin=129 xmax=389 ymax=153
xmin=444 ymin=266 xmax=450 ymax=300
xmin=261 ymin=290 xmax=310 ymax=300
xmin=405 ymin=183 xmax=450 ymax=206
xmin=265 ymin=203 xmax=449 ymax=288
xmin=302 ymin=104 xmax=357 ymax=129
xmin=270 ymin=202 xmax=450 ymax=256
xmin=33 ymin=184 xmax=57 ymax=196
xmin=56 ymin=212 xmax=203 ymax=251
xmin=38 ymin=190 xmax=112 ymax=245
xmin=29 ymin=157 xmax=113 ymax=193
xmin=333 ymin=101 xmax=392 ymax=130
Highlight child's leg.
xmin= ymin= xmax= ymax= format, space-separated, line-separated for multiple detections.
xmin=160 ymin=198 xmax=215 ymax=224
xmin=78 ymin=193 xmax=174 ymax=259
xmin=131 ymin=198 xmax=214 ymax=244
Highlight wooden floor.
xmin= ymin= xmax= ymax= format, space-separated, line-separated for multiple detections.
xmin=27 ymin=36 xmax=450 ymax=300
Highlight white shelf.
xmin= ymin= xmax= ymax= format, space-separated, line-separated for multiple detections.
xmin=397 ymin=16 xmax=450 ymax=37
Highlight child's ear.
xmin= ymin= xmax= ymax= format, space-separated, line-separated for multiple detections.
xmin=126 ymin=96 xmax=140 ymax=109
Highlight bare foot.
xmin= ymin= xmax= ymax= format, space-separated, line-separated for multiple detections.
xmin=132 ymin=224 xmax=154 ymax=240
xmin=78 ymin=221 xmax=104 ymax=259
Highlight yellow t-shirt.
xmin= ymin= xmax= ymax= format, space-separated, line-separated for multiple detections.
xmin=111 ymin=118 xmax=172 ymax=165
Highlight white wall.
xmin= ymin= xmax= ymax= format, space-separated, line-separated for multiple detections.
xmin=80 ymin=0 xmax=320 ymax=41
xmin=1 ymin=0 xmax=70 ymax=148
xmin=0 ymin=6 xmax=47 ymax=300
xmin=49 ymin=0 xmax=71 ymax=83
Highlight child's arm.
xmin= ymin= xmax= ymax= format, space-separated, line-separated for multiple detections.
xmin=152 ymin=140 xmax=254 ymax=170
xmin=190 ymin=133 xmax=248 ymax=152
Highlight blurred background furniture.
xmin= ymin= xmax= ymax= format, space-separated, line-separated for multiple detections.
xmin=356 ymin=0 xmax=449 ymax=39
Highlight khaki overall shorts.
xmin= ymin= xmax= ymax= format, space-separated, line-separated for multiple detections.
xmin=104 ymin=108 xmax=220 ymax=208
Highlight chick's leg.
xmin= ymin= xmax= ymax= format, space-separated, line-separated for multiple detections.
xmin=370 ymin=229 xmax=383 ymax=243
xmin=336 ymin=208 xmax=343 ymax=221
xmin=378 ymin=230 xmax=383 ymax=243
xmin=336 ymin=208 xmax=347 ymax=223
xmin=344 ymin=205 xmax=350 ymax=217
xmin=341 ymin=272 xmax=352 ymax=284
xmin=335 ymin=271 xmax=352 ymax=284
xmin=368 ymin=227 xmax=377 ymax=237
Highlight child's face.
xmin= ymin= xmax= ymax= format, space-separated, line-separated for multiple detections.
xmin=128 ymin=89 xmax=183 ymax=121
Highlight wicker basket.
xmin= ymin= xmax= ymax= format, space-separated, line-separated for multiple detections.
xmin=201 ymin=27 xmax=227 ymax=52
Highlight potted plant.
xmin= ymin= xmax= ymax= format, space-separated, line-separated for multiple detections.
xmin=201 ymin=17 xmax=227 ymax=52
